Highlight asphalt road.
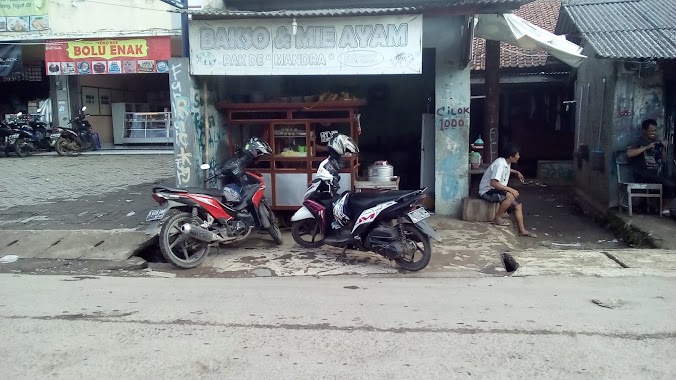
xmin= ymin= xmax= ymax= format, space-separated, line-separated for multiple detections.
xmin=1 ymin=275 xmax=674 ymax=379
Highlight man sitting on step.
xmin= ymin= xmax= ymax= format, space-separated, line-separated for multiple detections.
xmin=478 ymin=144 xmax=536 ymax=238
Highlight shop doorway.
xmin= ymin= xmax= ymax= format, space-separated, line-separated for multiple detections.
xmin=211 ymin=49 xmax=436 ymax=190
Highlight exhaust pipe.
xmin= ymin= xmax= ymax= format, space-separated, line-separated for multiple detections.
xmin=180 ymin=224 xmax=219 ymax=243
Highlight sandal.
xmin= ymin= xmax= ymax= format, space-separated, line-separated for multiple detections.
xmin=492 ymin=220 xmax=511 ymax=226
xmin=519 ymin=232 xmax=537 ymax=238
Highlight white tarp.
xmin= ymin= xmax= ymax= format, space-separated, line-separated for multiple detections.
xmin=475 ymin=13 xmax=586 ymax=68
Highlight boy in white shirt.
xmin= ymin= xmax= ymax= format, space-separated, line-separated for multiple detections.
xmin=478 ymin=144 xmax=536 ymax=238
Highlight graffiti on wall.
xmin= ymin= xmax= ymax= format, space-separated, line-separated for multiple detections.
xmin=436 ymin=105 xmax=470 ymax=130
xmin=169 ymin=58 xmax=199 ymax=188
xmin=537 ymin=161 xmax=574 ymax=185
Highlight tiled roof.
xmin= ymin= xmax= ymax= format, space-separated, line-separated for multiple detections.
xmin=558 ymin=0 xmax=676 ymax=59
xmin=472 ymin=0 xmax=562 ymax=70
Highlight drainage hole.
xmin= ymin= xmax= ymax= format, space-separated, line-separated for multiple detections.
xmin=50 ymin=239 xmax=63 ymax=247
xmin=93 ymin=241 xmax=105 ymax=248
xmin=501 ymin=252 xmax=520 ymax=273
xmin=6 ymin=240 xmax=18 ymax=247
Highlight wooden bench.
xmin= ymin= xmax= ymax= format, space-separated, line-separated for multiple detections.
xmin=462 ymin=197 xmax=500 ymax=222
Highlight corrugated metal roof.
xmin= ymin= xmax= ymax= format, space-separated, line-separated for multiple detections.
xmin=180 ymin=1 xmax=532 ymax=18
xmin=560 ymin=0 xmax=676 ymax=59
xmin=181 ymin=8 xmax=421 ymax=18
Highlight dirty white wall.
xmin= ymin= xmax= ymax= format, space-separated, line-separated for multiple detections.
xmin=574 ymin=41 xmax=666 ymax=208
xmin=0 ymin=0 xmax=179 ymax=41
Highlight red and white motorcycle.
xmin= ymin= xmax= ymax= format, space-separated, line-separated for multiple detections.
xmin=146 ymin=164 xmax=283 ymax=269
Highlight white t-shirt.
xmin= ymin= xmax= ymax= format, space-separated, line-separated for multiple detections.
xmin=479 ymin=157 xmax=511 ymax=195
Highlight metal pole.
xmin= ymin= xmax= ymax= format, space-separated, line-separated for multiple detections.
xmin=181 ymin=0 xmax=189 ymax=58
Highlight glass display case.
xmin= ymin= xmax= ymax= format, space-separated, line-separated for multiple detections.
xmin=220 ymin=100 xmax=365 ymax=210
xmin=112 ymin=103 xmax=173 ymax=144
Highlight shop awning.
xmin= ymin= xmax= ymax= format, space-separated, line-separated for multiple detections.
xmin=475 ymin=13 xmax=586 ymax=68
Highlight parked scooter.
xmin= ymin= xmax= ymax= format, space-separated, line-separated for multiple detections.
xmin=145 ymin=138 xmax=283 ymax=269
xmin=8 ymin=113 xmax=36 ymax=158
xmin=0 ymin=119 xmax=19 ymax=156
xmin=54 ymin=106 xmax=98 ymax=156
xmin=290 ymin=134 xmax=440 ymax=271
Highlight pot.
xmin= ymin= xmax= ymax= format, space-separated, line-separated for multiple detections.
xmin=368 ymin=160 xmax=394 ymax=182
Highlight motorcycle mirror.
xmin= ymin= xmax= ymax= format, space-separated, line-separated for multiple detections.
xmin=200 ymin=164 xmax=211 ymax=170
xmin=82 ymin=106 xmax=87 ymax=111
xmin=16 ymin=112 xmax=22 ymax=117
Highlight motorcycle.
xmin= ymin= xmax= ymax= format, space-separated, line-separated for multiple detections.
xmin=0 ymin=119 xmax=19 ymax=156
xmin=290 ymin=175 xmax=440 ymax=272
xmin=145 ymin=163 xmax=283 ymax=269
xmin=8 ymin=113 xmax=36 ymax=158
xmin=54 ymin=106 xmax=98 ymax=156
xmin=25 ymin=113 xmax=57 ymax=152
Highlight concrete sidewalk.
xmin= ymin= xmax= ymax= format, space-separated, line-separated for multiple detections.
xmin=1 ymin=155 xmax=674 ymax=279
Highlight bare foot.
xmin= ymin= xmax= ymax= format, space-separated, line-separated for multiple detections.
xmin=519 ymin=231 xmax=537 ymax=238
xmin=492 ymin=218 xmax=511 ymax=226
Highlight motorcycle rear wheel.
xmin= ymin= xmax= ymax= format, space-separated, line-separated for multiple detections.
xmin=55 ymin=137 xmax=79 ymax=157
xmin=159 ymin=212 xmax=211 ymax=269
xmin=291 ymin=219 xmax=324 ymax=248
xmin=14 ymin=138 xmax=31 ymax=158
xmin=394 ymin=223 xmax=432 ymax=272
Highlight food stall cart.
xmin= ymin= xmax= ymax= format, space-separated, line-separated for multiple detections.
xmin=218 ymin=100 xmax=365 ymax=211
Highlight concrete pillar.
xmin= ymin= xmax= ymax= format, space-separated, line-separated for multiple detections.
xmin=434 ymin=16 xmax=471 ymax=217
xmin=51 ymin=75 xmax=73 ymax=128
xmin=484 ymin=40 xmax=500 ymax=163
xmin=169 ymin=57 xmax=202 ymax=188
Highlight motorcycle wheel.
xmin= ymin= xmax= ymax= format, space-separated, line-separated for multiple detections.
xmin=394 ymin=223 xmax=432 ymax=272
xmin=55 ymin=137 xmax=79 ymax=157
xmin=159 ymin=212 xmax=210 ymax=269
xmin=264 ymin=203 xmax=284 ymax=245
xmin=291 ymin=219 xmax=324 ymax=248
xmin=14 ymin=138 xmax=31 ymax=158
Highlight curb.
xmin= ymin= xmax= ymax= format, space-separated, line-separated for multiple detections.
xmin=0 ymin=257 xmax=148 ymax=275
xmin=572 ymin=188 xmax=658 ymax=248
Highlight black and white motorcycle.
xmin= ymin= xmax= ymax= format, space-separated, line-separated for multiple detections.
xmin=290 ymin=139 xmax=440 ymax=271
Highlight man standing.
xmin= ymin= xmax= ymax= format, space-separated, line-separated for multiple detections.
xmin=479 ymin=144 xmax=536 ymax=238
xmin=626 ymin=119 xmax=675 ymax=215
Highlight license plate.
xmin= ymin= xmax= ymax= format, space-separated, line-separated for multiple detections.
xmin=146 ymin=206 xmax=169 ymax=222
xmin=51 ymin=133 xmax=60 ymax=138
xmin=408 ymin=207 xmax=431 ymax=223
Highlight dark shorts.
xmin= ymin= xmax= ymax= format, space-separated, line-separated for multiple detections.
xmin=634 ymin=172 xmax=676 ymax=198
xmin=481 ymin=189 xmax=520 ymax=212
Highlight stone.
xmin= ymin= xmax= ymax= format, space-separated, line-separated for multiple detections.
xmin=462 ymin=197 xmax=499 ymax=222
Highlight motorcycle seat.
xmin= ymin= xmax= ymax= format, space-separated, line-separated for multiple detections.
xmin=348 ymin=190 xmax=421 ymax=213
xmin=153 ymin=186 xmax=224 ymax=198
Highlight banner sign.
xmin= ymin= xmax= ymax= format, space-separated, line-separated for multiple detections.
xmin=189 ymin=15 xmax=423 ymax=75
xmin=0 ymin=0 xmax=50 ymax=32
xmin=44 ymin=36 xmax=172 ymax=75
xmin=0 ymin=44 xmax=22 ymax=76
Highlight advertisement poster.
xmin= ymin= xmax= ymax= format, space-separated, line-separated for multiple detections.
xmin=44 ymin=36 xmax=171 ymax=76
xmin=0 ymin=0 xmax=50 ymax=32
xmin=189 ymin=15 xmax=423 ymax=75
xmin=81 ymin=86 xmax=100 ymax=115
xmin=0 ymin=44 xmax=22 ymax=76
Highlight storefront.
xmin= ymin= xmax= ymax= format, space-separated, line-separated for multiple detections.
xmin=44 ymin=36 xmax=174 ymax=148
xmin=171 ymin=9 xmax=477 ymax=216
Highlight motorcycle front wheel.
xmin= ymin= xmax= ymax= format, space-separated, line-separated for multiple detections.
xmin=159 ymin=212 xmax=210 ymax=269
xmin=14 ymin=138 xmax=31 ymax=158
xmin=264 ymin=203 xmax=284 ymax=245
xmin=394 ymin=223 xmax=432 ymax=272
xmin=291 ymin=219 xmax=324 ymax=248
xmin=55 ymin=136 xmax=80 ymax=157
